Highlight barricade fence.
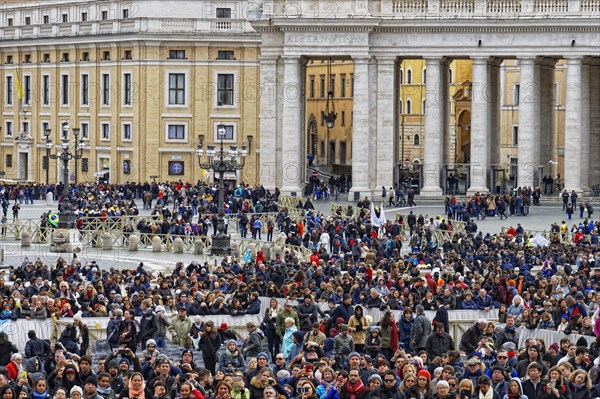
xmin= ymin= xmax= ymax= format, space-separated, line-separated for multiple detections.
xmin=5 ymin=299 xmax=500 ymax=354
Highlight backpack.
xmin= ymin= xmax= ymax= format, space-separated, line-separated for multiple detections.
xmin=107 ymin=319 xmax=122 ymax=344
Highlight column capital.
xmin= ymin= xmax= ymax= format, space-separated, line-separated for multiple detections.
xmin=565 ymin=56 xmax=583 ymax=64
xmin=282 ymin=55 xmax=300 ymax=63
xmin=258 ymin=55 xmax=279 ymax=63
xmin=351 ymin=55 xmax=371 ymax=64
xmin=517 ymin=57 xmax=536 ymax=65
xmin=375 ymin=55 xmax=397 ymax=66
xmin=471 ymin=56 xmax=491 ymax=65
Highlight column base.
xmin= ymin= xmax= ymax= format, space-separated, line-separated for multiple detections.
xmin=467 ymin=187 xmax=490 ymax=196
xmin=280 ymin=186 xmax=304 ymax=198
xmin=419 ymin=187 xmax=443 ymax=198
xmin=348 ymin=188 xmax=372 ymax=202
xmin=50 ymin=229 xmax=83 ymax=253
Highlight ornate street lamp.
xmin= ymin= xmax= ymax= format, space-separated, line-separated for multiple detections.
xmin=324 ymin=58 xmax=337 ymax=129
xmin=197 ymin=123 xmax=248 ymax=255
xmin=44 ymin=128 xmax=51 ymax=185
xmin=46 ymin=123 xmax=85 ymax=229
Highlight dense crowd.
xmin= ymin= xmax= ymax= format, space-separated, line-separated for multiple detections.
xmin=0 ymin=182 xmax=599 ymax=399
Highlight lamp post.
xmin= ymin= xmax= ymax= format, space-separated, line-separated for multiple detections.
xmin=72 ymin=128 xmax=83 ymax=184
xmin=46 ymin=123 xmax=85 ymax=229
xmin=197 ymin=124 xmax=248 ymax=255
xmin=44 ymin=128 xmax=51 ymax=185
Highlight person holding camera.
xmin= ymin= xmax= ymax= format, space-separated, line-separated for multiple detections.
xmin=248 ymin=368 xmax=286 ymax=399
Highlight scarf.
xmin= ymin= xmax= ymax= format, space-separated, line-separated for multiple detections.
xmin=128 ymin=379 xmax=146 ymax=398
xmin=32 ymin=391 xmax=47 ymax=399
xmin=97 ymin=386 xmax=112 ymax=396
xmin=225 ymin=349 xmax=239 ymax=358
xmin=345 ymin=380 xmax=365 ymax=399
xmin=390 ymin=321 xmax=399 ymax=352
xmin=572 ymin=383 xmax=585 ymax=390
xmin=479 ymin=388 xmax=493 ymax=399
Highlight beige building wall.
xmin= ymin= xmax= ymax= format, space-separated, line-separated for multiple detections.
xmin=0 ymin=2 xmax=261 ymax=185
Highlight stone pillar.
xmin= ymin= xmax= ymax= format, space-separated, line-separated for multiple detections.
xmin=580 ymin=60 xmax=591 ymax=193
xmin=488 ymin=59 xmax=502 ymax=167
xmin=538 ymin=58 xmax=556 ymax=185
xmin=258 ymin=56 xmax=279 ymax=190
xmin=349 ymin=57 xmax=372 ymax=200
xmin=152 ymin=236 xmax=162 ymax=252
xmin=173 ymin=237 xmax=184 ymax=253
xmin=590 ymin=59 xmax=600 ymax=187
xmin=468 ymin=57 xmax=490 ymax=194
xmin=128 ymin=235 xmax=139 ymax=251
xmin=21 ymin=231 xmax=31 ymax=248
xmin=564 ymin=57 xmax=583 ymax=193
xmin=102 ymin=234 xmax=112 ymax=250
xmin=421 ymin=57 xmax=446 ymax=197
xmin=280 ymin=56 xmax=303 ymax=196
xmin=376 ymin=57 xmax=396 ymax=191
xmin=517 ymin=57 xmax=540 ymax=189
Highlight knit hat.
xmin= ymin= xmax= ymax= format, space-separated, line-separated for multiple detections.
xmin=85 ymin=375 xmax=98 ymax=386
xmin=348 ymin=352 xmax=360 ymax=360
xmin=340 ymin=324 xmax=350 ymax=332
xmin=257 ymin=352 xmax=269 ymax=361
xmin=70 ymin=386 xmax=83 ymax=396
xmin=155 ymin=305 xmax=165 ymax=313
xmin=549 ymin=343 xmax=559 ymax=352
xmin=146 ymin=339 xmax=157 ymax=347
xmin=490 ymin=364 xmax=505 ymax=374
xmin=418 ymin=370 xmax=431 ymax=382
xmin=119 ymin=358 xmax=131 ymax=367
xmin=368 ymin=374 xmax=382 ymax=384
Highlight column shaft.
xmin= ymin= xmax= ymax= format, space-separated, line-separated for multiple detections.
xmin=280 ymin=56 xmax=303 ymax=195
xmin=349 ymin=57 xmax=372 ymax=199
xmin=468 ymin=57 xmax=490 ymax=194
xmin=580 ymin=61 xmax=591 ymax=193
xmin=538 ymin=60 xmax=556 ymax=184
xmin=258 ymin=56 xmax=279 ymax=190
xmin=564 ymin=57 xmax=583 ymax=192
xmin=421 ymin=57 xmax=446 ymax=197
xmin=589 ymin=60 xmax=600 ymax=187
xmin=517 ymin=58 xmax=540 ymax=189
xmin=376 ymin=58 xmax=396 ymax=191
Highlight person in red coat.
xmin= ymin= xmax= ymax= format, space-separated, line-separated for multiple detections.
xmin=6 ymin=353 xmax=23 ymax=381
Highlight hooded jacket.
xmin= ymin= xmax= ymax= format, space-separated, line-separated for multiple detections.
xmin=218 ymin=341 xmax=246 ymax=372
xmin=503 ymin=378 xmax=528 ymax=399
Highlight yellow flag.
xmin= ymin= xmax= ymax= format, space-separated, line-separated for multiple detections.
xmin=201 ymin=169 xmax=207 ymax=178
xmin=15 ymin=73 xmax=23 ymax=101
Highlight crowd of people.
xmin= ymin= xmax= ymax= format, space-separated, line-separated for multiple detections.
xmin=0 ymin=181 xmax=598 ymax=399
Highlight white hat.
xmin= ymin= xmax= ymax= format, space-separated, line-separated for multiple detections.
xmin=70 ymin=386 xmax=83 ymax=396
xmin=155 ymin=306 xmax=165 ymax=313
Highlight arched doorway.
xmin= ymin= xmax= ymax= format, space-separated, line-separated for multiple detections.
xmin=457 ymin=110 xmax=471 ymax=163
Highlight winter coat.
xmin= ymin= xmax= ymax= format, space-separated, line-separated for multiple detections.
xmin=425 ymin=332 xmax=454 ymax=359
xmin=138 ymin=309 xmax=158 ymax=346
xmin=398 ymin=316 xmax=415 ymax=350
xmin=411 ymin=313 xmax=431 ymax=349
xmin=243 ymin=328 xmax=265 ymax=359
xmin=218 ymin=348 xmax=246 ymax=372
xmin=459 ymin=323 xmax=482 ymax=355
xmin=170 ymin=316 xmax=192 ymax=348
xmin=348 ymin=311 xmax=369 ymax=345
xmin=198 ymin=332 xmax=221 ymax=359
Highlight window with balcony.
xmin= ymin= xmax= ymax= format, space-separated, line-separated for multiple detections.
xmin=216 ymin=8 xmax=232 ymax=18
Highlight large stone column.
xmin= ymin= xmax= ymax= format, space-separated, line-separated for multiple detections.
xmin=258 ymin=56 xmax=279 ymax=190
xmin=564 ymin=56 xmax=583 ymax=193
xmin=488 ymin=58 xmax=502 ymax=167
xmin=468 ymin=57 xmax=490 ymax=194
xmin=421 ymin=57 xmax=446 ymax=197
xmin=280 ymin=56 xmax=303 ymax=196
xmin=376 ymin=57 xmax=396 ymax=191
xmin=590 ymin=58 xmax=600 ymax=187
xmin=517 ymin=57 xmax=540 ymax=189
xmin=349 ymin=56 xmax=372 ymax=200
xmin=580 ymin=60 xmax=591 ymax=193
xmin=538 ymin=58 xmax=556 ymax=185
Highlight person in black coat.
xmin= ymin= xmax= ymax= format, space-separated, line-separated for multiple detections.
xmin=522 ymin=363 xmax=545 ymax=399
xmin=138 ymin=300 xmax=158 ymax=349
xmin=0 ymin=332 xmax=18 ymax=366
xmin=197 ymin=321 xmax=221 ymax=375
xmin=459 ymin=320 xmax=485 ymax=356
xmin=432 ymin=298 xmax=449 ymax=334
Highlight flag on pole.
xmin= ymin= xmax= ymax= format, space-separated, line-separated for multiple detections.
xmin=370 ymin=201 xmax=387 ymax=227
xmin=201 ymin=169 xmax=207 ymax=178
xmin=15 ymin=73 xmax=23 ymax=101
xmin=48 ymin=212 xmax=59 ymax=227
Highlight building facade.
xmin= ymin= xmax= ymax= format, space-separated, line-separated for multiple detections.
xmin=0 ymin=0 xmax=261 ymax=185
xmin=1 ymin=0 xmax=599 ymax=198
xmin=255 ymin=0 xmax=600 ymax=199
